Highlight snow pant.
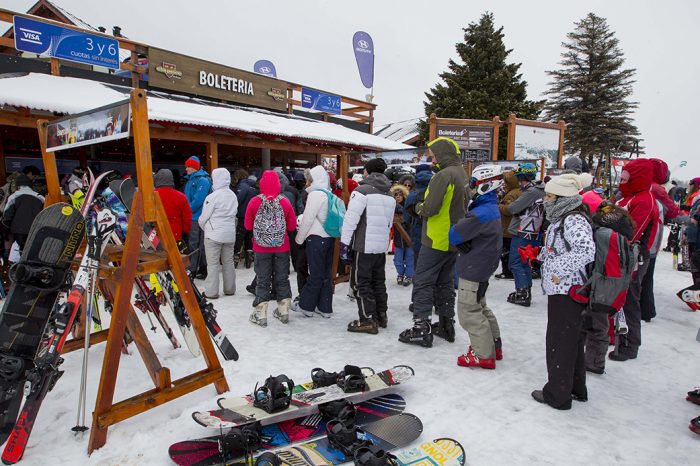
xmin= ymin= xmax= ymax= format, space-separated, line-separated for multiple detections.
xmin=542 ymin=294 xmax=587 ymax=410
xmin=640 ymin=256 xmax=657 ymax=321
xmin=350 ymin=252 xmax=387 ymax=322
xmin=393 ymin=247 xmax=414 ymax=278
xmin=188 ymin=221 xmax=207 ymax=273
xmin=298 ymin=235 xmax=334 ymax=314
xmin=583 ymin=310 xmax=609 ymax=372
xmin=411 ymin=247 xmax=456 ymax=320
xmin=618 ymin=254 xmax=650 ymax=358
xmin=690 ymin=245 xmax=700 ymax=285
xmin=294 ymin=242 xmax=309 ymax=295
xmin=500 ymin=237 xmax=512 ymax=275
xmin=289 ymin=231 xmax=299 ymax=272
xmin=509 ymin=236 xmax=533 ymax=290
xmin=252 ymin=251 xmax=291 ymax=307
xmin=203 ymin=238 xmax=236 ymax=297
xmin=234 ymin=221 xmax=252 ymax=256
xmin=412 ymin=244 xmax=421 ymax=269
xmin=456 ymin=279 xmax=500 ymax=359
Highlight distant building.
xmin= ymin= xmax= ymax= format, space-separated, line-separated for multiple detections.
xmin=373 ymin=117 xmax=424 ymax=147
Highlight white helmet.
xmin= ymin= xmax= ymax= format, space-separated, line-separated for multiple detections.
xmin=470 ymin=164 xmax=503 ymax=196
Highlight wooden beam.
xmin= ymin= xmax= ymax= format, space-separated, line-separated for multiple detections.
xmin=0 ymin=113 xmax=42 ymax=128
xmin=0 ymin=133 xmax=5 ymax=185
xmin=50 ymin=58 xmax=60 ymax=76
xmin=0 ymin=36 xmax=12 ymax=48
xmin=130 ymin=89 xmax=156 ymax=221
xmin=36 ymin=120 xmax=62 ymax=206
xmin=206 ymin=141 xmax=218 ymax=172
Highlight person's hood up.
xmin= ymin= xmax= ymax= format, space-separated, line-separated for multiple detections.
xmin=564 ymin=156 xmax=583 ymax=174
xmin=427 ymin=137 xmax=460 ymax=169
xmin=620 ymin=158 xmax=653 ymax=197
xmin=154 ymin=169 xmax=175 ymax=188
xmin=390 ymin=183 xmax=409 ymax=198
xmin=650 ymin=158 xmax=670 ymax=185
xmin=503 ymin=170 xmax=519 ymax=190
xmin=415 ymin=169 xmax=433 ymax=188
xmin=260 ymin=170 xmax=281 ymax=199
xmin=360 ymin=172 xmax=391 ymax=193
xmin=211 ymin=168 xmax=231 ymax=190
xmin=309 ymin=165 xmax=330 ymax=191
xmin=347 ymin=178 xmax=359 ymax=192
xmin=275 ymin=170 xmax=289 ymax=190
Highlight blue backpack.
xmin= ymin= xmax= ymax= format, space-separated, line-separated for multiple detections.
xmin=317 ymin=189 xmax=345 ymax=237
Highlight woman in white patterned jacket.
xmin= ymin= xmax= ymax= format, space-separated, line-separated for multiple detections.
xmin=531 ymin=173 xmax=596 ymax=411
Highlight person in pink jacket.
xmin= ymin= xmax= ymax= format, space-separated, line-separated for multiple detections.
xmin=244 ymin=171 xmax=297 ymax=327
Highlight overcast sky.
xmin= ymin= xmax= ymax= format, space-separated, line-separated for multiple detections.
xmin=4 ymin=0 xmax=700 ymax=179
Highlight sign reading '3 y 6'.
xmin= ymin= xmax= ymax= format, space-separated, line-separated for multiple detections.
xmin=13 ymin=15 xmax=120 ymax=70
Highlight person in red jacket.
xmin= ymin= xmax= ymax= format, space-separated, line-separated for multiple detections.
xmin=613 ymin=158 xmax=659 ymax=361
xmin=154 ymin=168 xmax=192 ymax=243
xmin=641 ymin=158 xmax=681 ymax=321
xmin=245 ymin=170 xmax=297 ymax=327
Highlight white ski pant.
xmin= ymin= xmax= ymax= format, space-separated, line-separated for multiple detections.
xmin=203 ymin=238 xmax=236 ymax=297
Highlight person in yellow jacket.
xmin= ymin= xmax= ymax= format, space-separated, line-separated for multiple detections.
xmin=399 ymin=137 xmax=469 ymax=348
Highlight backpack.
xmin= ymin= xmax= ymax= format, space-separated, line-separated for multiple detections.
xmin=559 ymin=212 xmax=639 ymax=315
xmin=317 ymin=189 xmax=345 ymax=238
xmin=518 ymin=197 xmax=545 ymax=240
xmin=253 ymin=195 xmax=286 ymax=248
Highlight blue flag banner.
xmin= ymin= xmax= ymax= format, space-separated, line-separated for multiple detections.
xmin=352 ymin=31 xmax=374 ymax=89
xmin=13 ymin=16 xmax=120 ymax=70
xmin=254 ymin=60 xmax=277 ymax=78
xmin=301 ymin=88 xmax=341 ymax=115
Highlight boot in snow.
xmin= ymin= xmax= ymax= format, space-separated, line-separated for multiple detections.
xmin=431 ymin=315 xmax=455 ymax=343
xmin=274 ymin=298 xmax=291 ymax=324
xmin=494 ymin=337 xmax=503 ymax=361
xmin=507 ymin=288 xmax=531 ymax=307
xmin=690 ymin=415 xmax=700 ymax=435
xmin=396 ymin=275 xmax=404 ymax=286
xmin=377 ymin=311 xmax=388 ymax=329
xmin=249 ymin=302 xmax=268 ymax=327
xmin=402 ymin=276 xmax=412 ymax=287
xmin=244 ymin=250 xmax=254 ymax=269
xmin=347 ymin=319 xmax=378 ymax=335
xmin=457 ymin=346 xmax=496 ymax=369
xmin=398 ymin=318 xmax=433 ymax=348
xmin=687 ymin=388 xmax=700 ymax=406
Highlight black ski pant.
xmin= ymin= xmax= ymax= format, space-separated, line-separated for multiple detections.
xmin=500 ymin=237 xmax=512 ymax=276
xmin=583 ymin=310 xmax=609 ymax=372
xmin=252 ymin=251 xmax=291 ymax=306
xmin=618 ymin=254 xmax=650 ymax=358
xmin=234 ymin=221 xmax=253 ymax=256
xmin=411 ymin=247 xmax=456 ymax=320
xmin=542 ymin=294 xmax=587 ymax=410
xmin=349 ymin=252 xmax=388 ymax=322
xmin=640 ymin=256 xmax=657 ymax=321
xmin=188 ymin=221 xmax=206 ymax=273
xmin=298 ymin=235 xmax=334 ymax=315
xmin=294 ymin=242 xmax=309 ymax=295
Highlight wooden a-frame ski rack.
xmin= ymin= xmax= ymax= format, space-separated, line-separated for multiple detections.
xmin=36 ymin=89 xmax=229 ymax=454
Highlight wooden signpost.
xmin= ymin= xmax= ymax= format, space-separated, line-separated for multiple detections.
xmin=37 ymin=89 xmax=229 ymax=454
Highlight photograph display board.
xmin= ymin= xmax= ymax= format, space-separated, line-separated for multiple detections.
xmin=46 ymin=99 xmax=130 ymax=152
xmin=436 ymin=124 xmax=494 ymax=162
xmin=349 ymin=148 xmax=429 ymax=170
xmin=473 ymin=159 xmax=544 ymax=179
xmin=513 ymin=124 xmax=562 ymax=168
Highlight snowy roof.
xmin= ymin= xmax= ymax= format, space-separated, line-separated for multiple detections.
xmin=0 ymin=73 xmax=410 ymax=151
xmin=373 ymin=117 xmax=423 ymax=144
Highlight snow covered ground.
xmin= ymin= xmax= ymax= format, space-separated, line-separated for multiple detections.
xmin=15 ymin=245 xmax=699 ymax=465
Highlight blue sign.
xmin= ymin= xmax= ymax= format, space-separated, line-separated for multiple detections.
xmin=254 ymin=59 xmax=277 ymax=78
xmin=13 ymin=16 xmax=120 ymax=70
xmin=301 ymin=88 xmax=341 ymax=115
xmin=352 ymin=31 xmax=374 ymax=89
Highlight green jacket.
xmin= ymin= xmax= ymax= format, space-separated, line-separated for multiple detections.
xmin=417 ymin=138 xmax=469 ymax=252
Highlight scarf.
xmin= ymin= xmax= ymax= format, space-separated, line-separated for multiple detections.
xmin=544 ymin=195 xmax=582 ymax=224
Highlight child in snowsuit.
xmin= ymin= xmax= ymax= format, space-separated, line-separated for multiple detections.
xmin=390 ymin=184 xmax=413 ymax=286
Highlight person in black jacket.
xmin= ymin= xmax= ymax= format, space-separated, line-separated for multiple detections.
xmin=232 ymin=169 xmax=257 ymax=268
xmin=2 ymin=174 xmax=45 ymax=252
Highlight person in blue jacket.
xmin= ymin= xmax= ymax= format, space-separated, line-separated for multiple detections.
xmin=184 ymin=155 xmax=212 ymax=278
xmin=403 ymin=165 xmax=433 ymax=268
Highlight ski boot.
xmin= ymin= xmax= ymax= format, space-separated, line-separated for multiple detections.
xmin=249 ymin=302 xmax=268 ymax=327
xmin=396 ymin=275 xmax=404 ymax=286
xmin=457 ymin=346 xmax=496 ymax=369
xmin=347 ymin=319 xmax=378 ymax=335
xmin=402 ymin=276 xmax=412 ymax=287
xmin=274 ymin=298 xmax=291 ymax=324
xmin=690 ymin=415 xmax=700 ymax=435
xmin=431 ymin=315 xmax=455 ymax=343
xmin=507 ymin=288 xmax=531 ymax=307
xmin=244 ymin=250 xmax=254 ymax=269
xmin=686 ymin=388 xmax=700 ymax=406
xmin=398 ymin=318 xmax=433 ymax=348
xmin=377 ymin=311 xmax=388 ymax=329
xmin=495 ymin=272 xmax=514 ymax=280
xmin=494 ymin=337 xmax=503 ymax=361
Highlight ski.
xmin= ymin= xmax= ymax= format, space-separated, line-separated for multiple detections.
xmin=193 ymin=366 xmax=414 ymax=430
xmin=168 ymin=393 xmax=406 ymax=466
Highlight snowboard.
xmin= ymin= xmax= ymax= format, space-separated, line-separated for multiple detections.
xmin=0 ymin=203 xmax=85 ymax=444
xmin=168 ymin=393 xmax=406 ymax=466
xmin=249 ymin=413 xmax=423 ymax=466
xmin=390 ymin=438 xmax=465 ymax=466
xmin=677 ymin=284 xmax=700 ymax=311
xmin=193 ymin=366 xmax=414 ymax=429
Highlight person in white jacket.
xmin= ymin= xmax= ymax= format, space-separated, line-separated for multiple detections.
xmin=198 ymin=168 xmax=238 ymax=298
xmin=293 ymin=165 xmax=334 ymax=317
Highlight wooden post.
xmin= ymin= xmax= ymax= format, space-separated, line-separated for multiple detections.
xmin=206 ymin=141 xmax=219 ymax=172
xmin=339 ymin=152 xmax=349 ymax=205
xmin=0 ymin=133 xmax=5 ymax=185
xmin=492 ymin=116 xmax=501 ymax=161
xmin=428 ymin=113 xmax=437 ymax=141
xmin=130 ymin=90 xmax=156 ymax=221
xmin=37 ymin=120 xmax=62 ymax=206
xmin=505 ymin=113 xmax=517 ymax=161
xmin=50 ymin=58 xmax=60 ymax=76
xmin=557 ymin=120 xmax=566 ymax=168
xmin=130 ymin=50 xmax=139 ymax=89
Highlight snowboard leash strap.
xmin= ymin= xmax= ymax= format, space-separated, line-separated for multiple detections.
xmin=253 ymin=375 xmax=294 ymax=414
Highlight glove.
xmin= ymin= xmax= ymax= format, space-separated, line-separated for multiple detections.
xmin=569 ymin=284 xmax=590 ymax=304
xmin=517 ymin=245 xmax=540 ymax=265
xmin=339 ymin=243 xmax=352 ymax=267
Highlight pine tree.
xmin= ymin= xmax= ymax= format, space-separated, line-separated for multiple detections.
xmin=419 ymin=12 xmax=544 ymax=158
xmin=544 ymin=13 xmax=639 ymax=164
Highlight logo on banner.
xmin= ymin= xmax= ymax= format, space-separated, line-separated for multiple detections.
xmin=155 ymin=62 xmax=183 ymax=79
xmin=267 ymin=88 xmax=286 ymax=101
xmin=352 ymin=31 xmax=374 ymax=89
xmin=254 ymin=59 xmax=277 ymax=78
xmin=357 ymin=40 xmax=369 ymax=49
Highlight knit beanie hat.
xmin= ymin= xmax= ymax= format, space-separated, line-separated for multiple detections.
xmin=185 ymin=156 xmax=201 ymax=170
xmin=365 ymin=158 xmax=388 ymax=175
xmin=545 ymin=173 xmax=594 ymax=197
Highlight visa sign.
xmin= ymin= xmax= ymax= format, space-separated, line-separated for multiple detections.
xmin=13 ymin=16 xmax=120 ymax=70
xmin=301 ymin=88 xmax=341 ymax=115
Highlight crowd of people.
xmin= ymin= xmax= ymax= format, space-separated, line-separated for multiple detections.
xmin=0 ymin=137 xmax=698 ymax=434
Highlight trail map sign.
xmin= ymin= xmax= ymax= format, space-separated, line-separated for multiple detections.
xmin=436 ymin=124 xmax=494 ymax=162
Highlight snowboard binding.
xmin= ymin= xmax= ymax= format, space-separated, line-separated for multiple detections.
xmin=9 ymin=262 xmax=62 ymax=291
xmin=337 ymin=365 xmax=368 ymax=393
xmin=319 ymin=399 xmax=356 ymax=424
xmin=327 ymin=418 xmax=371 ymax=456
xmin=253 ymin=375 xmax=294 ymax=414
xmin=219 ymin=422 xmax=262 ymax=462
xmin=311 ymin=367 xmax=340 ymax=389
xmin=353 ymin=445 xmax=398 ymax=466
xmin=0 ymin=355 xmax=27 ymax=383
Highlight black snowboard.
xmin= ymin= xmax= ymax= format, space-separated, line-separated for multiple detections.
xmin=0 ymin=203 xmax=85 ymax=443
